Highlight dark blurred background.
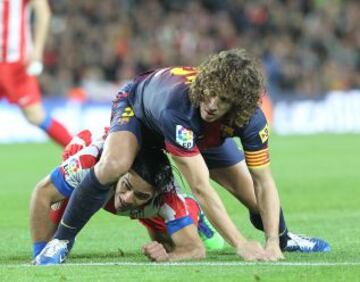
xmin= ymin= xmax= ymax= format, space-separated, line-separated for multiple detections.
xmin=41 ymin=0 xmax=359 ymax=102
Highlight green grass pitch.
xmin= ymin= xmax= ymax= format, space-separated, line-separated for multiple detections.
xmin=0 ymin=134 xmax=359 ymax=281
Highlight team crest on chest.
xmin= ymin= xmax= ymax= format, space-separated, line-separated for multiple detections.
xmin=222 ymin=125 xmax=235 ymax=137
xmin=176 ymin=125 xmax=194 ymax=149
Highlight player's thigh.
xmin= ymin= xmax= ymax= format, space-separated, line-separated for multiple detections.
xmin=1 ymin=62 xmax=42 ymax=109
xmin=210 ymin=162 xmax=258 ymax=210
xmin=97 ymin=93 xmax=142 ymax=181
xmin=202 ymin=138 xmax=258 ymax=210
xmin=33 ymin=175 xmax=66 ymax=203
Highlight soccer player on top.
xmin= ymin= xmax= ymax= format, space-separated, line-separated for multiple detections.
xmin=35 ymin=49 xmax=329 ymax=264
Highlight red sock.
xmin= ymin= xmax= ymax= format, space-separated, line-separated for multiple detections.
xmin=49 ymin=199 xmax=69 ymax=224
xmin=45 ymin=118 xmax=72 ymax=147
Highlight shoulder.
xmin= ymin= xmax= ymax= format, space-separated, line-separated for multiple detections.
xmin=237 ymin=107 xmax=269 ymax=138
xmin=246 ymin=108 xmax=268 ymax=132
xmin=236 ymin=107 xmax=270 ymax=150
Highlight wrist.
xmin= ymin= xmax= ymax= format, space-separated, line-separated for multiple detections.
xmin=234 ymin=238 xmax=249 ymax=251
xmin=266 ymin=235 xmax=280 ymax=244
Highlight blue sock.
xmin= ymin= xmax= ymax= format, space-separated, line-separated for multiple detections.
xmin=39 ymin=115 xmax=52 ymax=131
xmin=249 ymin=208 xmax=288 ymax=249
xmin=54 ymin=168 xmax=111 ymax=241
xmin=33 ymin=241 xmax=47 ymax=258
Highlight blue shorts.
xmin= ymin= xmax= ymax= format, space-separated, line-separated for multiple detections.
xmin=201 ymin=138 xmax=244 ymax=169
xmin=110 ymin=82 xmax=142 ymax=145
xmin=110 ymin=82 xmax=163 ymax=150
xmin=50 ymin=167 xmax=75 ymax=198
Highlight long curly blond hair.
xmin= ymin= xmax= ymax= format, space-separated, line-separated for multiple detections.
xmin=189 ymin=49 xmax=264 ymax=127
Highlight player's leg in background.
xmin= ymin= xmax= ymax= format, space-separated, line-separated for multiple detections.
xmin=21 ymin=102 xmax=72 ymax=147
xmin=0 ymin=62 xmax=71 ymax=146
xmin=30 ymin=175 xmax=66 ymax=258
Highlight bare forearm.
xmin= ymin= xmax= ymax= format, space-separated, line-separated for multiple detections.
xmin=31 ymin=0 xmax=51 ymax=59
xmin=193 ymin=185 xmax=246 ymax=249
xmin=170 ymin=151 xmax=267 ymax=260
xmin=253 ymin=176 xmax=280 ymax=240
xmin=168 ymin=246 xmax=205 ymax=261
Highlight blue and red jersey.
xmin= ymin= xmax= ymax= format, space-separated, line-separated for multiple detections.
xmin=124 ymin=67 xmax=270 ymax=168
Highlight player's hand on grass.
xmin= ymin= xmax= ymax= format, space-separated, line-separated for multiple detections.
xmin=142 ymin=241 xmax=170 ymax=262
xmin=236 ymin=240 xmax=268 ymax=261
xmin=264 ymin=237 xmax=285 ymax=261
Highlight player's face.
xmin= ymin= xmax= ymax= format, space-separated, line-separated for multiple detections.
xmin=114 ymin=170 xmax=154 ymax=212
xmin=200 ymin=95 xmax=231 ymax=122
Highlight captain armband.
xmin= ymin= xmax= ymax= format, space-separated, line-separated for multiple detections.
xmin=244 ymin=148 xmax=270 ymax=168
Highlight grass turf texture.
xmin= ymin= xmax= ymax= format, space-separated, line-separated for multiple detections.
xmin=0 ymin=134 xmax=359 ymax=281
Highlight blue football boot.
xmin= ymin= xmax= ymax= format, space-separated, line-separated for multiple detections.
xmin=283 ymin=232 xmax=331 ymax=253
xmin=34 ymin=239 xmax=71 ymax=265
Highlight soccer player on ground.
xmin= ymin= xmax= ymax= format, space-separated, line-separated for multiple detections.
xmin=37 ymin=49 xmax=329 ymax=264
xmin=0 ymin=0 xmax=71 ymax=146
xmin=31 ymin=130 xmax=224 ymax=264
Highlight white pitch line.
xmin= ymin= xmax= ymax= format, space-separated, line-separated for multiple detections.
xmin=3 ymin=261 xmax=360 ymax=268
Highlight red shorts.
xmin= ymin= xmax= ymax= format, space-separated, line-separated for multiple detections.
xmin=0 ymin=62 xmax=41 ymax=107
xmin=139 ymin=197 xmax=200 ymax=233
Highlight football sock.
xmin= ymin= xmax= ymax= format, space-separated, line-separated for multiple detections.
xmin=33 ymin=241 xmax=47 ymax=258
xmin=49 ymin=199 xmax=69 ymax=225
xmin=249 ymin=208 xmax=288 ymax=249
xmin=39 ymin=115 xmax=72 ymax=147
xmin=54 ymin=168 xmax=111 ymax=241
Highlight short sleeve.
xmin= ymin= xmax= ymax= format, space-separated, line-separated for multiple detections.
xmin=158 ymin=192 xmax=194 ymax=236
xmin=236 ymin=108 xmax=270 ymax=168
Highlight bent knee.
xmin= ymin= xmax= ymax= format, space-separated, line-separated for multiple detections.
xmin=96 ymin=157 xmax=133 ymax=183
xmin=23 ymin=110 xmax=46 ymax=126
xmin=32 ymin=176 xmax=59 ymax=202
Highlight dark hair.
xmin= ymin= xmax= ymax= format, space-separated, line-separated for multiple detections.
xmin=131 ymin=149 xmax=175 ymax=193
xmin=189 ymin=48 xmax=264 ymax=127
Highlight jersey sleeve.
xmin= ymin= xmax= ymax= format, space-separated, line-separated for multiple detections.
xmin=160 ymin=109 xmax=200 ymax=157
xmin=158 ymin=192 xmax=194 ymax=236
xmin=236 ymin=108 xmax=270 ymax=168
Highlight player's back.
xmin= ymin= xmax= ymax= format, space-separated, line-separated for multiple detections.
xmin=0 ymin=0 xmax=31 ymax=63
xmin=129 ymin=67 xmax=199 ymax=136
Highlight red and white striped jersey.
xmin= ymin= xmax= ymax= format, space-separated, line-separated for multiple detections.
xmin=0 ymin=0 xmax=32 ymax=63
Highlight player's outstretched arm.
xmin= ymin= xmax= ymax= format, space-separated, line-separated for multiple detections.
xmin=250 ymin=166 xmax=284 ymax=261
xmin=142 ymin=224 xmax=205 ymax=262
xmin=29 ymin=0 xmax=51 ymax=62
xmin=171 ymin=154 xmax=268 ymax=261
